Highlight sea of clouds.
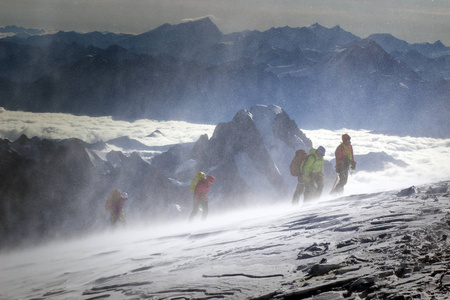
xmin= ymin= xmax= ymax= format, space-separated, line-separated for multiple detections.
xmin=304 ymin=129 xmax=450 ymax=194
xmin=0 ymin=108 xmax=215 ymax=148
xmin=1 ymin=108 xmax=449 ymax=197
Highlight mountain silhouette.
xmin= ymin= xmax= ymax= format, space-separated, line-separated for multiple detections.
xmin=0 ymin=19 xmax=449 ymax=137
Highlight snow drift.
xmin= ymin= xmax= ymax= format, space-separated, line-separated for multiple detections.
xmin=1 ymin=181 xmax=449 ymax=299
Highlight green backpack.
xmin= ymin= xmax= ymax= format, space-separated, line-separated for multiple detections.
xmin=190 ymin=172 xmax=206 ymax=193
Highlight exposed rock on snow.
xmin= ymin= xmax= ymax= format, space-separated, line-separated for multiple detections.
xmin=397 ymin=185 xmax=419 ymax=197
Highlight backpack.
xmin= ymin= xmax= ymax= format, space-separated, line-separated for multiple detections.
xmin=105 ymin=189 xmax=120 ymax=212
xmin=289 ymin=149 xmax=309 ymax=176
xmin=190 ymin=172 xmax=206 ymax=193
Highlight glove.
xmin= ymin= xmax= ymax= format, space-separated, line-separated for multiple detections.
xmin=351 ymin=161 xmax=356 ymax=170
xmin=305 ymin=175 xmax=311 ymax=182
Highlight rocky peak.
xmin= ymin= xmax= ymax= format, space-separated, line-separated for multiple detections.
xmin=210 ymin=109 xmax=264 ymax=157
xmin=433 ymin=40 xmax=445 ymax=48
xmin=249 ymin=105 xmax=311 ymax=149
xmin=231 ymin=109 xmax=254 ymax=127
xmin=154 ymin=106 xmax=315 ymax=203
xmin=118 ymin=16 xmax=223 ymax=58
xmin=325 ymin=38 xmax=419 ymax=79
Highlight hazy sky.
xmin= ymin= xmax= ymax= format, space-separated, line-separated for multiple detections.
xmin=0 ymin=0 xmax=449 ymax=45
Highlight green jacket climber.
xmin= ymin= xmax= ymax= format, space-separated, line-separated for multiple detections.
xmin=303 ymin=148 xmax=324 ymax=180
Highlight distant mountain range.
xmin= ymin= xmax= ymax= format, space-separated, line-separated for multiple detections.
xmin=0 ymin=18 xmax=449 ymax=137
xmin=0 ymin=25 xmax=46 ymax=38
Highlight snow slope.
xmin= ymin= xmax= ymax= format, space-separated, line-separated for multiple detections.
xmin=1 ymin=181 xmax=449 ymax=299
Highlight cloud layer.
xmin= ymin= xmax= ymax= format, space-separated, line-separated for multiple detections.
xmin=304 ymin=129 xmax=450 ymax=194
xmin=0 ymin=108 xmax=215 ymax=147
xmin=1 ymin=108 xmax=449 ymax=196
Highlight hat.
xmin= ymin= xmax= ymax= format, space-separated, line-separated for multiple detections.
xmin=342 ymin=134 xmax=351 ymax=143
xmin=317 ymin=146 xmax=326 ymax=156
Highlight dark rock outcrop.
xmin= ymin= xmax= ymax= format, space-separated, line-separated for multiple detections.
xmin=0 ymin=135 xmax=185 ymax=248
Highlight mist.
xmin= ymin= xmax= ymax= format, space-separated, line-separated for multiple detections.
xmin=1 ymin=107 xmax=449 ymax=299
xmin=2 ymin=179 xmax=449 ymax=299
xmin=2 ymin=108 xmax=448 ymax=192
xmin=1 ymin=107 xmax=449 ymax=249
xmin=1 ymin=4 xmax=449 ymax=298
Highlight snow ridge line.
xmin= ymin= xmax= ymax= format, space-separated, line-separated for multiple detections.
xmin=203 ymin=273 xmax=284 ymax=279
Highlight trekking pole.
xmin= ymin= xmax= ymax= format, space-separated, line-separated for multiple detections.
xmin=330 ymin=176 xmax=338 ymax=194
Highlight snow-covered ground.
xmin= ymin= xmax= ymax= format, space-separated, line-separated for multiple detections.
xmin=1 ymin=181 xmax=449 ymax=299
xmin=1 ymin=108 xmax=450 ymax=299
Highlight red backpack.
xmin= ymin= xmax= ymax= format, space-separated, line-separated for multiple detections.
xmin=289 ymin=149 xmax=309 ymax=177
